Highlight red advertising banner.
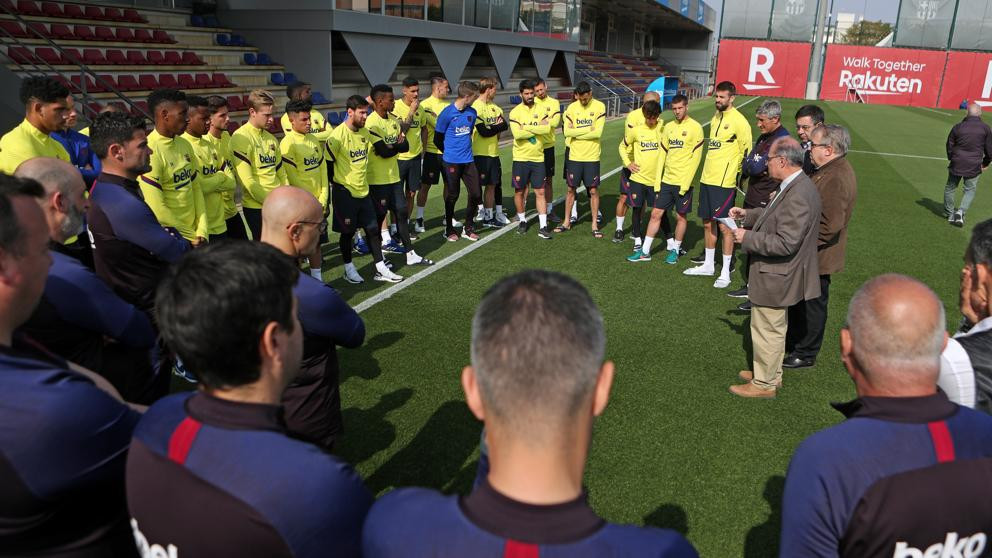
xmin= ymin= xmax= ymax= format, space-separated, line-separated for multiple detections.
xmin=820 ymin=44 xmax=946 ymax=107
xmin=715 ymin=39 xmax=811 ymax=99
xmin=939 ymin=51 xmax=992 ymax=110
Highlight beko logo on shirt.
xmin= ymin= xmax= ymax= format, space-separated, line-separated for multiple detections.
xmin=131 ymin=519 xmax=178 ymax=558
xmin=350 ymin=147 xmax=368 ymax=162
xmin=303 ymin=155 xmax=322 ymax=167
xmin=893 ymin=531 xmax=987 ymax=558
xmin=575 ymin=118 xmax=594 ymax=127
xmin=669 ymin=138 xmax=685 ymax=149
xmin=639 ymin=140 xmax=660 ymax=151
xmin=258 ymin=153 xmax=277 ymax=165
xmin=454 ymin=125 xmax=471 ymax=136
xmin=708 ymin=139 xmax=722 ymax=150
xmin=172 ymin=168 xmax=193 ymax=184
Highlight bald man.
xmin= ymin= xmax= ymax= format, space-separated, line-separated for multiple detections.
xmin=781 ymin=274 xmax=992 ymax=557
xmin=12 ymin=159 xmax=155 ymax=389
xmin=261 ymin=187 xmax=365 ymax=450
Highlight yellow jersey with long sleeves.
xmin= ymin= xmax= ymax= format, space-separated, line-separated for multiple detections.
xmin=204 ymin=130 xmax=239 ymax=220
xmin=625 ymin=107 xmax=648 ymax=130
xmin=327 ymin=123 xmax=372 ymax=198
xmin=700 ymin=106 xmax=752 ymax=188
xmin=280 ymin=130 xmax=329 ymax=208
xmin=619 ymin=123 xmax=666 ymax=189
xmin=471 ymin=99 xmax=505 ymax=158
xmin=0 ymin=119 xmax=70 ymax=174
xmin=365 ymin=111 xmax=403 ymax=185
xmin=420 ymin=96 xmax=450 ymax=155
xmin=508 ymin=103 xmax=549 ymax=163
xmin=139 ymin=130 xmax=208 ymax=241
xmin=562 ymin=99 xmax=606 ymax=162
xmin=534 ymin=95 xmax=561 ymax=149
xmin=231 ymin=124 xmax=288 ymax=209
xmin=660 ymin=116 xmax=706 ymax=194
xmin=280 ymin=109 xmax=333 ymax=143
xmin=391 ymin=98 xmax=425 ymax=160
xmin=183 ymin=131 xmax=236 ymax=235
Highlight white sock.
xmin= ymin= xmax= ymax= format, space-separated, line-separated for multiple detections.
xmin=616 ymin=216 xmax=625 ymax=230
xmin=375 ymin=260 xmax=391 ymax=274
xmin=309 ymin=267 xmax=322 ymax=280
xmin=381 ymin=229 xmax=392 ymax=243
xmin=538 ymin=214 xmax=548 ymax=228
xmin=634 ymin=236 xmax=642 ymax=245
xmin=416 ymin=206 xmax=425 ymax=219
xmin=486 ymin=208 xmax=493 ymax=220
xmin=666 ymin=237 xmax=674 ymax=250
xmin=721 ymin=254 xmax=732 ymax=279
xmin=704 ymin=248 xmax=715 ymax=268
xmin=517 ymin=212 xmax=526 ymax=222
xmin=496 ymin=204 xmax=503 ymax=214
xmin=571 ymin=204 xmax=578 ymax=218
xmin=642 ymin=236 xmax=654 ymax=253
xmin=673 ymin=238 xmax=682 ymax=250
xmin=344 ymin=262 xmax=357 ymax=273
xmin=478 ymin=203 xmax=484 ymax=212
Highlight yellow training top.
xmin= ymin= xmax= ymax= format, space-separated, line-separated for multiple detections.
xmin=183 ymin=131 xmax=236 ymax=235
xmin=365 ymin=111 xmax=403 ymax=185
xmin=534 ymin=95 xmax=561 ymax=149
xmin=391 ymin=98 xmax=425 ymax=160
xmin=280 ymin=129 xmax=329 ymax=208
xmin=562 ymin=98 xmax=607 ymax=162
xmin=700 ymin=106 xmax=752 ymax=188
xmin=204 ymin=130 xmax=239 ymax=220
xmin=660 ymin=116 xmax=706 ymax=194
xmin=508 ymin=102 xmax=550 ymax=163
xmin=280 ymin=109 xmax=333 ymax=143
xmin=139 ymin=130 xmax=208 ymax=241
xmin=619 ymin=122 xmax=666 ymax=190
xmin=420 ymin=95 xmax=450 ymax=155
xmin=231 ymin=123 xmax=288 ymax=209
xmin=327 ymin=123 xmax=372 ymax=198
xmin=0 ymin=119 xmax=71 ymax=174
xmin=471 ymin=98 xmax=504 ymax=158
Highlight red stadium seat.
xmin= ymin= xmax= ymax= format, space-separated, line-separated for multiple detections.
xmin=62 ymin=3 xmax=83 ymax=19
xmin=226 ymin=121 xmax=239 ymax=134
xmin=133 ymin=28 xmax=153 ymax=43
xmin=0 ymin=21 xmax=28 ymax=38
xmin=226 ymin=95 xmax=245 ymax=111
xmin=49 ymin=23 xmax=73 ymax=39
xmin=70 ymin=74 xmax=103 ymax=93
xmin=211 ymin=73 xmax=233 ymax=87
xmin=117 ymin=74 xmax=140 ymax=91
xmin=146 ymin=51 xmax=165 ymax=66
xmin=84 ymin=5 xmax=105 ymax=20
xmin=26 ymin=22 xmax=47 ymax=38
xmin=122 ymin=9 xmax=146 ymax=23
xmin=126 ymin=50 xmax=146 ymax=65
xmin=105 ymin=49 xmax=126 ymax=65
xmin=163 ymin=51 xmax=181 ymax=65
xmin=158 ymin=74 xmax=179 ymax=89
xmin=60 ymin=48 xmax=83 ymax=64
xmin=138 ymin=74 xmax=158 ymax=90
xmin=153 ymin=30 xmax=176 ymax=44
xmin=34 ymin=47 xmax=60 ymax=65
xmin=86 ymin=102 xmax=102 ymax=116
xmin=96 ymin=74 xmax=117 ymax=91
xmin=72 ymin=25 xmax=95 ymax=40
xmin=178 ymin=73 xmax=196 ymax=88
xmin=40 ymin=1 xmax=60 ymax=17
xmin=82 ymin=48 xmax=106 ymax=65
xmin=6 ymin=46 xmax=34 ymax=64
xmin=115 ymin=28 xmax=135 ymax=42
xmin=181 ymin=51 xmax=204 ymax=65
xmin=131 ymin=100 xmax=149 ymax=117
xmin=104 ymin=7 xmax=125 ymax=21
xmin=16 ymin=0 xmax=41 ymax=16
xmin=194 ymin=73 xmax=212 ymax=88
xmin=95 ymin=26 xmax=114 ymax=41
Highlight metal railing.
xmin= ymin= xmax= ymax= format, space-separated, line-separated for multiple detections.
xmin=575 ymin=68 xmax=625 ymax=117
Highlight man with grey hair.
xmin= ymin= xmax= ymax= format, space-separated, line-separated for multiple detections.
xmin=361 ymin=270 xmax=698 ymax=557
xmin=728 ymin=137 xmax=821 ymax=398
xmin=784 ymin=124 xmax=857 ymax=370
xmin=780 ymin=274 xmax=992 ymax=557
xmin=944 ymin=102 xmax=991 ymax=227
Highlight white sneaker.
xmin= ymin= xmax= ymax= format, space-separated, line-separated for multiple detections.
xmin=713 ymin=277 xmax=732 ymax=288
xmin=373 ymin=268 xmax=404 ymax=283
xmin=343 ymin=266 xmax=364 ymax=284
xmin=475 ymin=208 xmax=486 ymax=222
xmin=683 ymin=265 xmax=715 ymax=276
xmin=414 ymin=221 xmax=425 ymax=233
xmin=452 ymin=219 xmax=463 ymax=228
xmin=495 ymin=212 xmax=510 ymax=226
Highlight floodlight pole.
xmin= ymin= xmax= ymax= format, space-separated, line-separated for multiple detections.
xmin=805 ymin=0 xmax=830 ymax=100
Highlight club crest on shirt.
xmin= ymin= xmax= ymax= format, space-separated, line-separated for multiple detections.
xmin=682 ymin=131 xmax=687 ymax=136
xmin=724 ymin=125 xmax=729 ymax=130
xmin=184 ymin=154 xmax=191 ymax=163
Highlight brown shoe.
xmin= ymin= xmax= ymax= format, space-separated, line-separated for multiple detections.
xmin=739 ymin=370 xmax=753 ymax=382
xmin=729 ymin=382 xmax=777 ymax=398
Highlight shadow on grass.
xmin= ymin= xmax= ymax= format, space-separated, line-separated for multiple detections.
xmin=364 ymin=400 xmax=481 ymax=494
xmin=717 ymin=311 xmax=753 ymax=368
xmin=644 ymin=503 xmax=689 ymax=536
xmin=337 ymin=387 xmax=413 ymax=464
xmin=340 ymin=330 xmax=404 ymax=382
xmin=915 ymin=197 xmax=947 ymax=219
xmin=743 ymin=475 xmax=785 ymax=558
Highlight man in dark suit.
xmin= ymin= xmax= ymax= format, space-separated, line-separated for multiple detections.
xmin=728 ymin=137 xmax=822 ymax=398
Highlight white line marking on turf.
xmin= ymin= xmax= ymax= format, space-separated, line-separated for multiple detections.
xmin=848 ymin=149 xmax=945 ymax=161
xmin=915 ymin=106 xmax=954 ymax=117
xmin=355 ymin=96 xmax=763 ymax=313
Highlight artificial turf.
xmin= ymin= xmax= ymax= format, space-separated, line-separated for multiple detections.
xmin=310 ymin=98 xmax=991 ymax=555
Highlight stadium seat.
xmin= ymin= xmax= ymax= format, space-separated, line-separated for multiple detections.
xmin=229 ymin=34 xmax=245 ymax=46
xmin=177 ymin=73 xmax=195 ymax=88
xmin=557 ymin=92 xmax=571 ymax=100
xmin=15 ymin=0 xmax=41 ymax=16
xmin=82 ymin=48 xmax=106 ymax=65
xmin=122 ymin=9 xmax=146 ymax=23
xmin=510 ymin=95 xmax=521 ymax=104
xmin=126 ymin=50 xmax=146 ymax=65
xmin=146 ymin=50 xmax=165 ymax=65
xmin=281 ymin=72 xmax=296 ymax=84
xmin=130 ymin=101 xmax=148 ymax=116
xmin=49 ymin=23 xmax=73 ymax=39
xmin=0 ymin=21 xmax=28 ymax=38
xmin=60 ymin=48 xmax=83 ymax=64
xmin=215 ymin=33 xmax=229 ymax=46
xmin=161 ymin=50 xmax=179 ymax=65
xmin=26 ymin=22 xmax=47 ymax=38
xmin=243 ymin=53 xmax=256 ymax=65
xmin=40 ymin=1 xmax=60 ymax=16
xmin=312 ymin=91 xmax=330 ymax=104
xmin=256 ymin=53 xmax=273 ymax=65
xmin=226 ymin=121 xmax=239 ymax=133
xmin=327 ymin=111 xmax=342 ymax=126
xmin=269 ymin=72 xmax=283 ymax=85
xmin=213 ymin=73 xmax=234 ymax=87
xmin=137 ymin=74 xmax=158 ymax=91
xmin=84 ymin=5 xmax=105 ymax=20
xmin=198 ymin=73 xmax=216 ymax=88
xmin=153 ymin=30 xmax=176 ymax=44
xmin=158 ymin=74 xmax=179 ymax=88
xmin=6 ymin=46 xmax=33 ymax=64
xmin=226 ymin=95 xmax=245 ymax=111
xmin=94 ymin=26 xmax=115 ymax=41
xmin=190 ymin=15 xmax=204 ymax=27
xmin=104 ymin=49 xmax=125 ymax=65
xmin=96 ymin=74 xmax=117 ymax=91
xmin=104 ymin=7 xmax=125 ymax=21
xmin=29 ymin=47 xmax=56 ymax=65
xmin=133 ymin=29 xmax=153 ymax=43
xmin=70 ymin=75 xmax=103 ymax=93
xmin=204 ymin=15 xmax=220 ymax=27
xmin=181 ymin=51 xmax=203 ymax=65
xmin=62 ymin=3 xmax=83 ymax=18
xmin=86 ymin=102 xmax=102 ymax=116
xmin=115 ymin=28 xmax=136 ymax=42
xmin=118 ymin=74 xmax=141 ymax=91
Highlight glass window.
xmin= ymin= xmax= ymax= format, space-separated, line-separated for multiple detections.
xmin=518 ymin=0 xmax=537 ymax=33
xmin=769 ymin=0 xmax=817 ymax=41
xmin=491 ymin=0 xmax=516 ymax=30
xmin=895 ymin=0 xmax=955 ymax=49
xmin=951 ymin=0 xmax=992 ymax=50
xmin=720 ymin=0 xmax=772 ymax=39
xmin=472 ymin=0 xmax=490 ymax=27
xmin=427 ymin=0 xmax=443 ymax=21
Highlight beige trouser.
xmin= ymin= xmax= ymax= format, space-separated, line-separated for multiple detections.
xmin=751 ymin=304 xmax=787 ymax=390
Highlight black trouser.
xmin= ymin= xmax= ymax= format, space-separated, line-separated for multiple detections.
xmin=786 ymin=274 xmax=831 ymax=360
xmin=340 ymin=227 xmax=384 ymax=265
xmin=225 ymin=214 xmax=249 ymax=241
xmin=242 ymin=207 xmax=262 ymax=240
xmin=443 ymin=162 xmax=481 ymax=234
xmin=209 ymin=231 xmax=227 ymax=243
xmin=371 ymin=183 xmax=413 ymax=251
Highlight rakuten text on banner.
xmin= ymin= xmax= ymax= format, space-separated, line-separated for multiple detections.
xmin=820 ymin=45 xmax=946 ymax=107
xmin=715 ymin=39 xmax=811 ymax=99
xmin=939 ymin=51 xmax=992 ymax=110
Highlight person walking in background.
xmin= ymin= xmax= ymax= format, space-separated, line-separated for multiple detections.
xmin=944 ymin=102 xmax=992 ymax=227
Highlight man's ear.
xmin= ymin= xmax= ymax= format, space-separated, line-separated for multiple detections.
xmin=462 ymin=366 xmax=485 ymax=421
xmin=50 ymin=190 xmax=64 ymax=214
xmin=258 ymin=320 xmax=281 ymax=363
xmin=592 ymin=361 xmax=615 ymax=417
xmin=840 ymin=328 xmax=856 ymax=380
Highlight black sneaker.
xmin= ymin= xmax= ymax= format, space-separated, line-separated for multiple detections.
xmin=737 ymin=300 xmax=752 ymax=312
xmin=690 ymin=254 xmax=705 ymax=264
xmin=517 ymin=221 xmax=528 ymax=235
xmin=612 ymin=230 xmax=625 ymax=243
xmin=727 ymin=286 xmax=749 ymax=298
xmin=678 ymin=247 xmax=688 ymax=257
xmin=569 ymin=215 xmax=578 ymax=225
xmin=537 ymin=226 xmax=553 ymax=239
xmin=549 ymin=213 xmax=562 ymax=224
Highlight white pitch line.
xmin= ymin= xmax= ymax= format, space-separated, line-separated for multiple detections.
xmin=848 ymin=149 xmax=945 ymax=161
xmin=354 ymin=95 xmax=763 ymax=313
xmin=915 ymin=106 xmax=954 ymax=117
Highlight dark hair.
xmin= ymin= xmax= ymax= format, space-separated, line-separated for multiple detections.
xmin=795 ymin=104 xmax=825 ymax=125
xmin=519 ymin=79 xmax=535 ymax=93
xmin=346 ymin=94 xmax=369 ymax=111
xmin=90 ymin=112 xmax=146 ymax=159
xmin=968 ymin=219 xmax=992 ymax=267
xmin=714 ymin=81 xmax=736 ymax=96
xmin=207 ymin=95 xmax=228 ymax=114
xmin=429 ymin=73 xmax=447 ymax=86
xmin=0 ymin=175 xmax=44 ymax=255
xmin=535 ymin=78 xmax=547 ymax=87
xmin=402 ymin=77 xmax=419 ymax=88
xmin=147 ymin=89 xmax=186 ymax=117
xmin=671 ymin=94 xmax=689 ymax=105
xmin=642 ymin=100 xmax=661 ymax=118
xmin=286 ymin=81 xmax=309 ymax=100
xmin=574 ymin=81 xmax=591 ymax=95
xmin=370 ymin=84 xmax=393 ymax=102
xmin=285 ymin=99 xmax=312 ymax=116
xmin=456 ymin=80 xmax=479 ymax=99
xmin=155 ymin=241 xmax=299 ymax=388
xmin=186 ymin=95 xmax=209 ymax=110
xmin=19 ymin=76 xmax=70 ymax=106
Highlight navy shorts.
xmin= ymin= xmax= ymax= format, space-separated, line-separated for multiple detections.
xmin=626 ymin=180 xmax=657 ymax=208
xmin=565 ymin=160 xmax=600 ymax=190
xmin=475 ymin=155 xmax=502 ymax=187
xmin=511 ymin=161 xmax=546 ymax=191
xmin=398 ymin=156 xmax=422 ymax=193
xmin=543 ymin=147 xmax=555 ymax=182
xmin=370 ymin=182 xmax=406 ymax=220
xmin=331 ymin=183 xmax=376 ymax=234
xmin=698 ymin=184 xmax=736 ymax=219
xmin=620 ymin=167 xmax=632 ymax=195
xmin=422 ymin=152 xmax=443 ymax=185
xmin=562 ymin=146 xmax=570 ymax=180
xmin=658 ymin=183 xmax=694 ymax=215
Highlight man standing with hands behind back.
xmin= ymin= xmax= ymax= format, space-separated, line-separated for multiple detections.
xmin=944 ymin=102 xmax=992 ymax=227
xmin=729 ymin=137 xmax=821 ymax=398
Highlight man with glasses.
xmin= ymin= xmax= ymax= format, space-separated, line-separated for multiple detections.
xmin=282 ymin=99 xmax=331 ymax=280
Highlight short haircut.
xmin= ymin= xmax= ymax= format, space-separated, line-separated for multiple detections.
xmin=770 ymin=137 xmax=805 ymax=167
xmin=642 ymin=100 xmax=661 ymax=118
xmin=285 ymin=99 xmax=312 ymax=116
xmin=642 ymin=91 xmax=660 ymax=102
xmin=968 ymin=218 xmax=992 ymax=267
xmin=247 ymin=89 xmax=275 ymax=112
xmin=756 ymin=99 xmax=782 ymax=119
xmin=479 ymin=76 xmax=498 ymax=92
xmin=286 ymin=81 xmax=309 ymax=100
xmin=0 ymin=175 xmax=44 ymax=256
xmin=90 ymin=112 xmax=146 ymax=159
xmin=430 ymin=73 xmax=447 ymax=87
xmin=0 ymin=173 xmax=45 ymax=198
xmin=968 ymin=103 xmax=983 ymax=117
xmin=186 ymin=95 xmax=209 ymax=110
xmin=714 ymin=81 xmax=736 ymax=96
xmin=456 ymin=80 xmax=479 ymax=99
xmin=535 ymin=77 xmax=547 ymax=87
xmin=19 ymin=76 xmax=70 ymax=106
xmin=402 ymin=77 xmax=419 ymax=88
xmin=147 ymin=89 xmax=186 ymax=116
xmin=518 ymin=79 xmax=535 ymax=93
xmin=346 ymin=94 xmax=369 ymax=111
xmin=574 ymin=81 xmax=591 ymax=95
xmin=671 ymin=94 xmax=688 ymax=105
xmin=812 ymin=124 xmax=850 ymax=155
xmin=471 ymin=270 xmax=605 ymax=428
xmin=795 ymin=104 xmax=825 ymax=125
xmin=370 ymin=84 xmax=393 ymax=102
xmin=155 ymin=241 xmax=299 ymax=388
xmin=207 ymin=95 xmax=228 ymax=114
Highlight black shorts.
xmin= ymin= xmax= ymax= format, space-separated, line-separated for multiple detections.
xmin=565 ymin=160 xmax=600 ymax=190
xmin=626 ymin=180 xmax=657 ymax=208
xmin=698 ymin=184 xmax=736 ymax=220
xmin=543 ymin=147 xmax=555 ymax=182
xmin=511 ymin=161 xmax=546 ymax=191
xmin=398 ymin=156 xmax=423 ymax=193
xmin=475 ymin=155 xmax=502 ymax=187
xmin=370 ymin=182 xmax=406 ymax=220
xmin=561 ymin=146 xmax=570 ymax=180
xmin=620 ymin=167 xmax=632 ymax=195
xmin=658 ymin=183 xmax=694 ymax=215
xmin=331 ymin=184 xmax=376 ymax=235
xmin=422 ymin=152 xmax=443 ymax=185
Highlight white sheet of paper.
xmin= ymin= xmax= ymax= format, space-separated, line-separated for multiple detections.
xmin=717 ymin=217 xmax=738 ymax=230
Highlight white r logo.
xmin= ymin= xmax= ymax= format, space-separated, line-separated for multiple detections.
xmin=748 ymin=47 xmax=775 ymax=84
xmin=982 ymin=60 xmax=992 ymax=99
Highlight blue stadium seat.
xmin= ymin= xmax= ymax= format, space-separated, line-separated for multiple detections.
xmin=338 ymin=110 xmax=347 ymax=122
xmin=243 ymin=52 xmax=256 ymax=65
xmin=204 ymin=15 xmax=220 ymax=27
xmin=312 ymin=91 xmax=329 ymax=104
xmin=190 ymin=15 xmax=204 ymax=27
xmin=256 ymin=52 xmax=272 ymax=65
xmin=270 ymin=72 xmax=283 ymax=85
xmin=230 ymin=34 xmax=245 ymax=46
xmin=510 ymin=95 xmax=521 ymax=104
xmin=215 ymin=33 xmax=229 ymax=46
xmin=282 ymin=72 xmax=296 ymax=84
xmin=327 ymin=111 xmax=342 ymax=126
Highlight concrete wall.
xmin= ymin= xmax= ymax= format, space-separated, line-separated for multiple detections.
xmin=0 ymin=66 xmax=23 ymax=133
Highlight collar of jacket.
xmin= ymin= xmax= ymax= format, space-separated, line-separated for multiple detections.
xmin=831 ymin=390 xmax=957 ymax=423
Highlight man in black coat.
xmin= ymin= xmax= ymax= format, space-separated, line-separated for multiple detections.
xmin=944 ymin=103 xmax=992 ymax=227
